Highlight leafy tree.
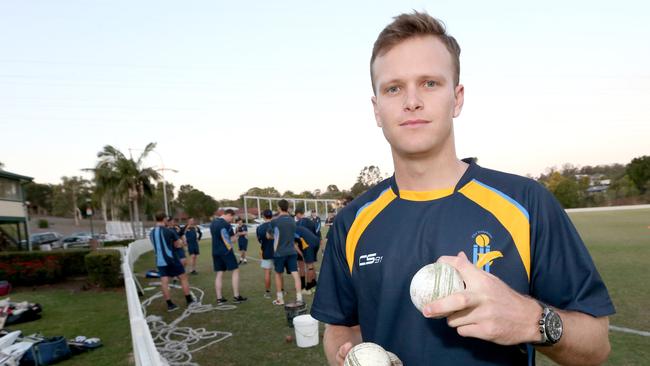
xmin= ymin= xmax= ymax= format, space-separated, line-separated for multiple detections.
xmin=144 ymin=181 xmax=175 ymax=219
xmin=50 ymin=176 xmax=91 ymax=224
xmin=627 ymin=156 xmax=650 ymax=193
xmin=326 ymin=184 xmax=340 ymax=193
xmin=24 ymin=182 xmax=53 ymax=215
xmin=358 ymin=166 xmax=385 ymax=187
xmin=176 ymin=185 xmax=218 ymax=222
xmin=553 ymin=177 xmax=580 ymax=208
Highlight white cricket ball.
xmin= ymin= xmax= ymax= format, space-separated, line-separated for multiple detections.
xmin=343 ymin=342 xmax=392 ymax=366
xmin=410 ymin=262 xmax=464 ymax=313
xmin=386 ymin=351 xmax=403 ymax=366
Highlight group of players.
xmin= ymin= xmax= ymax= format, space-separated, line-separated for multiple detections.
xmin=149 ymin=199 xmax=327 ymax=312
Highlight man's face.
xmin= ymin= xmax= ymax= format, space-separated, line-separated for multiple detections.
xmin=188 ymin=218 xmax=195 ymax=226
xmin=311 ymin=212 xmax=317 ymax=218
xmin=371 ymin=36 xmax=464 ymax=157
xmin=224 ymin=214 xmax=233 ymax=223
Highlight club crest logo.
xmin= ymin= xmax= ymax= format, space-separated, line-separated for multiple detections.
xmin=472 ymin=231 xmax=503 ymax=272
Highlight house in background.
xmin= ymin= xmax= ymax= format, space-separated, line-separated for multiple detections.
xmin=0 ymin=170 xmax=33 ymax=250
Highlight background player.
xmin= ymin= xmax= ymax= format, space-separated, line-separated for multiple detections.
xmin=184 ymin=217 xmax=202 ymax=275
xmin=256 ymin=209 xmax=275 ymax=298
xmin=210 ymin=209 xmax=247 ymax=305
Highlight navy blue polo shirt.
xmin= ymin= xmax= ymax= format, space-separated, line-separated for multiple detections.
xmin=297 ymin=217 xmax=317 ymax=236
xmin=185 ymin=226 xmax=202 ymax=245
xmin=210 ymin=218 xmax=234 ymax=256
xmin=311 ymin=159 xmax=614 ymax=366
xmin=295 ymin=226 xmax=320 ymax=250
xmin=237 ymin=224 xmax=248 ymax=246
xmin=256 ymin=222 xmax=275 ymax=259
xmin=311 ymin=216 xmax=322 ymax=238
xmin=149 ymin=226 xmax=180 ymax=267
xmin=270 ymin=214 xmax=296 ymax=257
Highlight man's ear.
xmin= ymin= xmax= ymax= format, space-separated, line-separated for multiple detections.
xmin=453 ymin=84 xmax=465 ymax=118
xmin=372 ymin=95 xmax=382 ymax=127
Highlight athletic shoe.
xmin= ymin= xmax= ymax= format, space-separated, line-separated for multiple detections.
xmin=167 ymin=303 xmax=179 ymax=312
xmin=216 ymin=298 xmax=228 ymax=305
xmin=243 ymin=259 xmax=248 ymax=264
xmin=190 ymin=270 xmax=198 ymax=275
xmin=272 ymin=299 xmax=285 ymax=306
xmin=263 ymin=291 xmax=271 ymax=299
xmin=233 ymin=295 xmax=248 ymax=304
xmin=301 ymin=289 xmax=313 ymax=296
xmin=238 ymin=260 xmax=243 ymax=265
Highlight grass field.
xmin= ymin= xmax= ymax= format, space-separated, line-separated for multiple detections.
xmin=7 ymin=207 xmax=649 ymax=365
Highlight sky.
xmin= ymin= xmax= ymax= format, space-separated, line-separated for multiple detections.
xmin=1 ymin=0 xmax=648 ymax=200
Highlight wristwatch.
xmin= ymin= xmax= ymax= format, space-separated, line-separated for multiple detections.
xmin=534 ymin=301 xmax=563 ymax=346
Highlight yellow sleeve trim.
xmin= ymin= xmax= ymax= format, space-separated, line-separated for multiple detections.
xmin=345 ymin=188 xmax=397 ymax=273
xmin=459 ymin=180 xmax=531 ymax=281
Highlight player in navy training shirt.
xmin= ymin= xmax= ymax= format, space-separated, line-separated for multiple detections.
xmin=184 ymin=217 xmax=202 ymax=275
xmin=311 ymin=11 xmax=613 ymax=366
xmin=294 ymin=208 xmax=315 ymax=290
xmin=235 ymin=217 xmax=249 ymax=264
xmin=269 ymin=199 xmax=303 ymax=305
xmin=210 ymin=209 xmax=247 ymax=304
xmin=294 ymin=225 xmax=320 ymax=295
xmin=149 ymin=213 xmax=194 ymax=311
xmin=256 ymin=209 xmax=275 ymax=298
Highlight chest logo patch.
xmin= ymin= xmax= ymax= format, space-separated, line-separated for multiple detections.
xmin=359 ymin=253 xmax=383 ymax=267
xmin=472 ymin=231 xmax=503 ymax=272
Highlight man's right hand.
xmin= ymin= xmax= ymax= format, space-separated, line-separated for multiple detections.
xmin=336 ymin=342 xmax=353 ymax=366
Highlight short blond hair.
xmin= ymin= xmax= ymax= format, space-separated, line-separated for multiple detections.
xmin=370 ymin=11 xmax=461 ymax=92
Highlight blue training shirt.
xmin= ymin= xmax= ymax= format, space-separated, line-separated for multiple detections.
xmin=149 ymin=226 xmax=180 ymax=267
xmin=295 ymin=225 xmax=320 ymax=250
xmin=270 ymin=214 xmax=297 ymax=257
xmin=256 ymin=222 xmax=275 ymax=259
xmin=311 ymin=159 xmax=615 ymax=366
xmin=237 ymin=224 xmax=248 ymax=246
xmin=185 ymin=226 xmax=202 ymax=245
xmin=210 ymin=217 xmax=234 ymax=256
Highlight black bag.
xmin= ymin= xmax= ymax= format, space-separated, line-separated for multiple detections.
xmin=20 ymin=336 xmax=71 ymax=366
xmin=5 ymin=303 xmax=42 ymax=326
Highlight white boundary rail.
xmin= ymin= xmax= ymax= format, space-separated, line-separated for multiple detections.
xmin=123 ymin=239 xmax=168 ymax=366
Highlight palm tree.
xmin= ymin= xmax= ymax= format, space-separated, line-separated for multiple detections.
xmin=94 ymin=143 xmax=161 ymax=238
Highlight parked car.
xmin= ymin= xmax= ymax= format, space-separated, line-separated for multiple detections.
xmin=30 ymin=232 xmax=63 ymax=249
xmin=62 ymin=234 xmax=90 ymax=249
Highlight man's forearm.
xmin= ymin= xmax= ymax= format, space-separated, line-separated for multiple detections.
xmin=324 ymin=324 xmax=362 ymax=366
xmin=537 ymin=311 xmax=610 ymax=366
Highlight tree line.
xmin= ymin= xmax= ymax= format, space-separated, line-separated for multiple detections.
xmin=18 ymin=150 xmax=650 ymax=226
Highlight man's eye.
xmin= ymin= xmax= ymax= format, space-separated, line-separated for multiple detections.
xmin=386 ymin=86 xmax=400 ymax=94
xmin=424 ymin=80 xmax=436 ymax=88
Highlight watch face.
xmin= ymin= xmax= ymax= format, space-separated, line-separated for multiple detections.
xmin=547 ymin=312 xmax=563 ymax=342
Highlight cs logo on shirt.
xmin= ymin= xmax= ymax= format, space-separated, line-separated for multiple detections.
xmin=471 ymin=231 xmax=503 ymax=273
xmin=359 ymin=253 xmax=383 ymax=267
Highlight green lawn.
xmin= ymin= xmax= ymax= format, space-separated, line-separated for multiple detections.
xmin=7 ymin=284 xmax=132 ymax=366
xmin=5 ymin=208 xmax=649 ymax=365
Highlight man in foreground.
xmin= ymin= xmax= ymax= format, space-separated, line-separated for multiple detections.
xmin=311 ymin=11 xmax=614 ymax=366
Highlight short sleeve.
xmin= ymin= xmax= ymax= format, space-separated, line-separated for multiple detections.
xmin=529 ymin=184 xmax=615 ymax=317
xmin=311 ymin=219 xmax=359 ymax=326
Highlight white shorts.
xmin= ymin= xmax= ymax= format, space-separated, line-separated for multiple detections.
xmin=260 ymin=259 xmax=274 ymax=270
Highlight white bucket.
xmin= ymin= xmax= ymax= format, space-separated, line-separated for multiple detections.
xmin=293 ymin=314 xmax=319 ymax=348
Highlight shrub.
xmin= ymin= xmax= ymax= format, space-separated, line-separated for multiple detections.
xmin=85 ymin=250 xmax=122 ymax=288
xmin=59 ymin=249 xmax=91 ymax=277
xmin=37 ymin=219 xmax=49 ymax=229
xmin=0 ymin=250 xmax=90 ymax=285
xmin=102 ymin=239 xmax=133 ymax=247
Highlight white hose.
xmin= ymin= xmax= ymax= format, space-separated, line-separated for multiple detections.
xmin=141 ymin=287 xmax=236 ymax=366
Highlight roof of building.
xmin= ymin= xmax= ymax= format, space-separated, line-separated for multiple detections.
xmin=0 ymin=170 xmax=33 ymax=182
